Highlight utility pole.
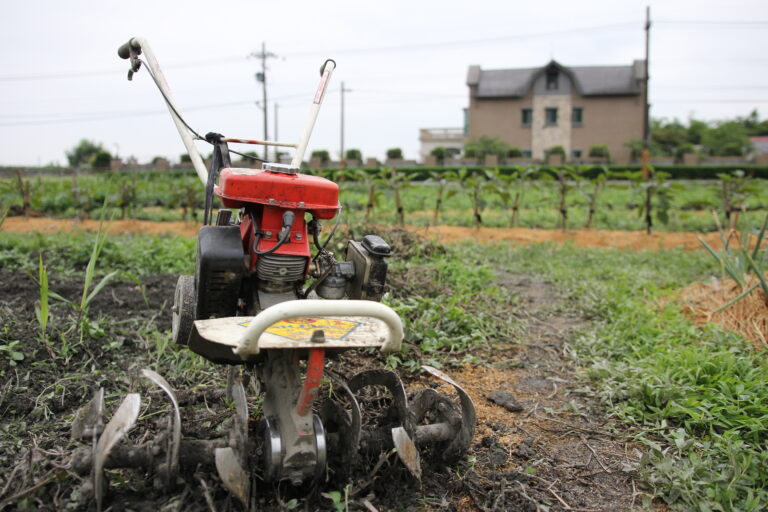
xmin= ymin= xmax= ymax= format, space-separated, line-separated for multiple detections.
xmin=340 ymin=81 xmax=350 ymax=170
xmin=642 ymin=6 xmax=653 ymax=234
xmin=642 ymin=6 xmax=651 ymax=180
xmin=250 ymin=42 xmax=277 ymax=161
xmin=274 ymin=103 xmax=279 ymax=162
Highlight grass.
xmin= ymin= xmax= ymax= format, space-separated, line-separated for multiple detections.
xmin=491 ymin=242 xmax=768 ymax=511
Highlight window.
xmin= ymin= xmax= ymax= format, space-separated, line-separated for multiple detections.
xmin=545 ymin=108 xmax=558 ymax=125
xmin=522 ymin=149 xmax=532 ymax=158
xmin=521 ymin=108 xmax=532 ymax=126
xmin=572 ymin=149 xmax=582 ymax=159
xmin=572 ymin=107 xmax=583 ymax=126
xmin=546 ymin=69 xmax=558 ymax=90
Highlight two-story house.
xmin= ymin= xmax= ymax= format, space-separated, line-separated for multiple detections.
xmin=465 ymin=60 xmax=645 ymax=164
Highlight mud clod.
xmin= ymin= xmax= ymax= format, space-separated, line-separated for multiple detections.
xmin=486 ymin=390 xmax=524 ymax=412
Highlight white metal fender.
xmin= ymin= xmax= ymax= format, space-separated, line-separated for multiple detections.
xmin=235 ymin=299 xmax=403 ymax=358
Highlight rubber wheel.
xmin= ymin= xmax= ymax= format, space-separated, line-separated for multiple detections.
xmin=171 ymin=275 xmax=196 ymax=345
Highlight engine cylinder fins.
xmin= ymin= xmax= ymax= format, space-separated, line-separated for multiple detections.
xmin=256 ymin=252 xmax=307 ymax=283
xmin=172 ymin=275 xmax=196 ymax=345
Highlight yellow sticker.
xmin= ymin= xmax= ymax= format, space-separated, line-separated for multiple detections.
xmin=238 ymin=317 xmax=360 ymax=341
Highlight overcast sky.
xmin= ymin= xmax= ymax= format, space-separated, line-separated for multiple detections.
xmin=1 ymin=0 xmax=766 ymax=166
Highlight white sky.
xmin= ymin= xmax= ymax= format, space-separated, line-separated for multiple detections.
xmin=1 ymin=0 xmax=766 ymax=166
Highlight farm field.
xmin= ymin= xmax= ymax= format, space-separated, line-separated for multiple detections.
xmin=0 ymin=170 xmax=768 ymax=511
xmin=2 ymin=169 xmax=767 ymax=232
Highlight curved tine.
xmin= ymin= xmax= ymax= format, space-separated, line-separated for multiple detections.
xmin=392 ymin=426 xmax=421 ymax=481
xmin=215 ymin=447 xmax=250 ymax=508
xmin=141 ymin=369 xmax=181 ymax=479
xmin=229 ymin=379 xmax=249 ymax=461
xmin=325 ymin=373 xmax=361 ymax=459
xmin=421 ymin=365 xmax=476 ymax=463
xmin=94 ymin=393 xmax=141 ymax=512
xmin=71 ymin=388 xmax=105 ymax=441
xmin=347 ymin=369 xmax=415 ymax=438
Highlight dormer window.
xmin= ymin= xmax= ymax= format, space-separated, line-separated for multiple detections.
xmin=546 ymin=68 xmax=559 ymax=90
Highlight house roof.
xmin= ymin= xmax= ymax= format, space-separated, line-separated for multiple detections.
xmin=467 ymin=60 xmax=644 ymax=98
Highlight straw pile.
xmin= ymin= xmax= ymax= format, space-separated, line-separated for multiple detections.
xmin=679 ymin=275 xmax=768 ymax=348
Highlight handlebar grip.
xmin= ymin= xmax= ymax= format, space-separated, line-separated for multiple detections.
xmin=117 ymin=39 xmax=140 ymax=59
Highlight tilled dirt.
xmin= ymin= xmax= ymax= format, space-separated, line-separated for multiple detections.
xmin=2 ymin=216 xmax=728 ymax=251
xmin=0 ymin=249 xmax=642 ymax=511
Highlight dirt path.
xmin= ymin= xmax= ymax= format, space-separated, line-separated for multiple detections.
xmin=438 ymin=272 xmax=640 ymax=511
xmin=2 ymin=216 xmax=725 ymax=251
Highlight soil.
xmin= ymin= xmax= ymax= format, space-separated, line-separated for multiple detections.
xmin=2 ymin=216 xmax=728 ymax=251
xmin=0 ymin=231 xmax=644 ymax=511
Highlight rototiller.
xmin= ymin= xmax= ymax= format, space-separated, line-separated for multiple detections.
xmin=70 ymin=37 xmax=475 ymax=509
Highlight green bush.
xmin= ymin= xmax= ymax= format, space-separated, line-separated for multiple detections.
xmin=546 ymin=145 xmax=566 ymax=157
xmin=386 ymin=148 xmax=403 ymax=160
xmin=506 ymin=147 xmax=523 ymax=158
xmin=311 ymin=150 xmax=330 ymax=164
xmin=345 ymin=148 xmax=362 ymax=161
xmin=588 ymin=145 xmax=610 ymax=159
xmin=91 ymin=150 xmax=113 ymax=169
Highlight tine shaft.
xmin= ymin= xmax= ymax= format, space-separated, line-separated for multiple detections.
xmin=421 ymin=365 xmax=476 ymax=463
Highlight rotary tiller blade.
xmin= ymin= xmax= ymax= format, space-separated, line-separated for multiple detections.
xmin=215 ymin=447 xmax=250 ymax=508
xmin=93 ymin=393 xmax=141 ymax=512
xmin=71 ymin=387 xmax=105 ymax=441
xmin=141 ymin=369 xmax=182 ymax=487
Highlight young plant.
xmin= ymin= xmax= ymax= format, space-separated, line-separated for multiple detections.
xmin=584 ymin=166 xmax=608 ymax=229
xmin=34 ymin=254 xmax=55 ymax=357
xmin=457 ymin=168 xmax=493 ymax=228
xmin=14 ymin=170 xmax=31 ymax=215
xmin=699 ymin=212 xmax=768 ymax=311
xmin=427 ymin=169 xmax=458 ymax=226
xmin=388 ymin=167 xmax=413 ymax=226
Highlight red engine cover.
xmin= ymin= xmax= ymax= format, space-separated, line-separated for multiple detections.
xmin=215 ymin=167 xmax=340 ymax=220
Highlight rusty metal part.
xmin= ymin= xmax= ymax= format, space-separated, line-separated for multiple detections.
xmin=215 ymin=447 xmax=250 ymax=508
xmin=392 ymin=426 xmax=421 ymax=481
xmin=71 ymin=388 xmax=104 ymax=441
xmin=141 ymin=369 xmax=181 ymax=487
xmin=94 ymin=393 xmax=141 ymax=512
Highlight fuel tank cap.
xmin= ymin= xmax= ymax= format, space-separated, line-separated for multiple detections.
xmin=263 ymin=163 xmax=299 ymax=175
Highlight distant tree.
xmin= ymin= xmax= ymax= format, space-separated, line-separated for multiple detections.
xmin=702 ymin=121 xmax=750 ymax=156
xmin=91 ymin=150 xmax=113 ymax=169
xmin=463 ymin=136 xmax=509 ymax=160
xmin=345 ymin=148 xmax=362 ymax=161
xmin=651 ymin=119 xmax=688 ymax=156
xmin=687 ymin=119 xmax=709 ymax=144
xmin=180 ymin=153 xmax=192 ymax=163
xmin=386 ymin=148 xmax=403 ymax=160
xmin=430 ymin=146 xmax=447 ymax=164
xmin=66 ymin=139 xmax=105 ymax=168
xmin=506 ymin=147 xmax=523 ymax=158
xmin=311 ymin=150 xmax=330 ymax=164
